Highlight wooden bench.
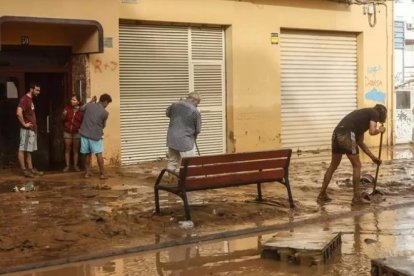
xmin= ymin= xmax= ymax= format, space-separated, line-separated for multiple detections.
xmin=154 ymin=149 xmax=294 ymax=221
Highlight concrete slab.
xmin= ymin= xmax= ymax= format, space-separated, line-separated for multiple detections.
xmin=261 ymin=232 xmax=341 ymax=266
xmin=371 ymin=256 xmax=414 ymax=276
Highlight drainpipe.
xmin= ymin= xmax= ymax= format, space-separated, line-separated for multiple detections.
xmin=373 ymin=2 xmax=392 ymax=146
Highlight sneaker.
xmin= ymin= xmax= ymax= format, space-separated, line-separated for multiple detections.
xmin=23 ymin=169 xmax=34 ymax=178
xmin=63 ymin=166 xmax=70 ymax=172
xmin=74 ymin=166 xmax=81 ymax=172
xmin=100 ymin=174 xmax=108 ymax=180
xmin=84 ymin=173 xmax=91 ymax=179
xmin=31 ymin=168 xmax=44 ymax=176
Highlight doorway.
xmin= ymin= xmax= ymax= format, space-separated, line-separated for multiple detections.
xmin=0 ymin=73 xmax=23 ymax=168
xmin=394 ymin=90 xmax=414 ymax=144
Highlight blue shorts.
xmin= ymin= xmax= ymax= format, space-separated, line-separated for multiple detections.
xmin=80 ymin=136 xmax=103 ymax=154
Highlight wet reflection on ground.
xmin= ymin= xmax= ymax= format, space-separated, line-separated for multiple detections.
xmin=13 ymin=206 xmax=414 ymax=275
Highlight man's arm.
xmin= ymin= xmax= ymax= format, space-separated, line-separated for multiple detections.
xmin=166 ymin=104 xmax=172 ymax=118
xmin=102 ymin=113 xmax=108 ymax=129
xmin=194 ymin=111 xmax=202 ymax=137
xmin=368 ymin=121 xmax=385 ymax=135
xmin=356 ymin=134 xmax=381 ymax=165
xmin=80 ymin=96 xmax=97 ymax=112
xmin=16 ymin=107 xmax=32 ymax=129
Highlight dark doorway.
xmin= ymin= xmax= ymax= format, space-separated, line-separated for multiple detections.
xmin=26 ymin=73 xmax=66 ymax=170
xmin=0 ymin=46 xmax=71 ymax=171
xmin=0 ymin=73 xmax=24 ymax=169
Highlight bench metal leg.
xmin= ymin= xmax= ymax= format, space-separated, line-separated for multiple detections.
xmin=154 ymin=169 xmax=167 ymax=214
xmin=256 ymin=183 xmax=263 ymax=201
xmin=285 ymin=179 xmax=295 ymax=208
xmin=154 ymin=187 xmax=161 ymax=213
xmin=181 ymin=192 xmax=192 ymax=221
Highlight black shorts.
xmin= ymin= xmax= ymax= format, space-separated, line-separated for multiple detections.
xmin=331 ymin=127 xmax=358 ymax=155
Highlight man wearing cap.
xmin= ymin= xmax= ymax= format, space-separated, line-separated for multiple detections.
xmin=166 ymin=92 xmax=202 ymax=175
xmin=317 ymin=104 xmax=387 ymax=205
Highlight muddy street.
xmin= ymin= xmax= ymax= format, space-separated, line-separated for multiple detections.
xmin=1 ymin=145 xmax=414 ymax=274
xmin=12 ymin=206 xmax=414 ymax=275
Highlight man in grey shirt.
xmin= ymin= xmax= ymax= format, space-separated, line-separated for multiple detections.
xmin=166 ymin=92 xmax=202 ymax=173
xmin=79 ymin=93 xmax=112 ymax=179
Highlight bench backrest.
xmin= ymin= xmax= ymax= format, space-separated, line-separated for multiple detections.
xmin=179 ymin=149 xmax=292 ymax=191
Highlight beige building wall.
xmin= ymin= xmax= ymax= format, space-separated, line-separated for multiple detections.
xmin=120 ymin=0 xmax=393 ymax=153
xmin=1 ymin=0 xmax=393 ymax=163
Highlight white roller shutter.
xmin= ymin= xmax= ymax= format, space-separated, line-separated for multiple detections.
xmin=119 ymin=24 xmax=225 ymax=164
xmin=190 ymin=27 xmax=226 ymax=155
xmin=280 ymin=30 xmax=357 ymax=150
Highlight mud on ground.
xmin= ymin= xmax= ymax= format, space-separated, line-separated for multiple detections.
xmin=1 ymin=150 xmax=414 ymax=270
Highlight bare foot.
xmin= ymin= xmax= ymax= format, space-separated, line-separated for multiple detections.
xmin=317 ymin=193 xmax=332 ymax=204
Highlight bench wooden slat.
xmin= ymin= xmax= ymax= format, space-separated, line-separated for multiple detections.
xmin=185 ymin=159 xmax=288 ymax=177
xmin=181 ymin=149 xmax=292 ymax=166
xmin=184 ymin=169 xmax=285 ymax=190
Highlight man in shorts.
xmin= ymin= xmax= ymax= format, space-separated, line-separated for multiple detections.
xmin=16 ymin=82 xmax=44 ymax=178
xmin=79 ymin=94 xmax=112 ymax=179
xmin=317 ymin=104 xmax=387 ymax=205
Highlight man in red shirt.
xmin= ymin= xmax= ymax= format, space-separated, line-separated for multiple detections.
xmin=16 ymin=82 xmax=44 ymax=178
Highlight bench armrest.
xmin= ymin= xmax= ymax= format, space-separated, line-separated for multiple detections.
xmin=154 ymin=168 xmax=180 ymax=187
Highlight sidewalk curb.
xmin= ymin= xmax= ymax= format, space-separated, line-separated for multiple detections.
xmin=4 ymin=200 xmax=414 ymax=274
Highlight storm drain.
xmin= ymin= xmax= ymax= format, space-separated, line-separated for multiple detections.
xmin=261 ymin=232 xmax=341 ymax=266
xmin=371 ymin=256 xmax=414 ymax=276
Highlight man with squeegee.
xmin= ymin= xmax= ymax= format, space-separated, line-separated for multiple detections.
xmin=317 ymin=104 xmax=387 ymax=205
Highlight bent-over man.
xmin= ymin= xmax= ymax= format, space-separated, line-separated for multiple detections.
xmin=166 ymin=92 xmax=202 ymax=174
xmin=317 ymin=104 xmax=387 ymax=205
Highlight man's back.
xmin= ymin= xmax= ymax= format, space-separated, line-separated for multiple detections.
xmin=336 ymin=108 xmax=378 ymax=136
xmin=166 ymin=100 xmax=201 ymax=152
xmin=79 ymin=102 xmax=108 ymax=140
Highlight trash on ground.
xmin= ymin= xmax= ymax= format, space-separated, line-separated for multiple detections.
xmin=13 ymin=182 xmax=36 ymax=192
xmin=178 ymin=220 xmax=194 ymax=229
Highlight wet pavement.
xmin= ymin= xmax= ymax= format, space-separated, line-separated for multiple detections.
xmin=1 ymin=144 xmax=414 ymax=274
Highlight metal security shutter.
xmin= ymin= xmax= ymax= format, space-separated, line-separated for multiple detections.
xmin=280 ymin=30 xmax=357 ymax=150
xmin=190 ymin=28 xmax=226 ymax=155
xmin=119 ymin=24 xmax=225 ymax=164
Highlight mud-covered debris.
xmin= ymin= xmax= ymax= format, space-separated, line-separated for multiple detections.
xmin=81 ymin=192 xmax=98 ymax=198
xmin=54 ymin=232 xmax=79 ymax=242
xmin=0 ymin=237 xmax=16 ymax=251
xmin=213 ymin=208 xmax=226 ymax=217
xmin=20 ymin=240 xmax=36 ymax=250
xmin=364 ymin=238 xmax=378 ymax=244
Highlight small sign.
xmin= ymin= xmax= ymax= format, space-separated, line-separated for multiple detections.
xmin=21 ymin=35 xmax=29 ymax=46
xmin=271 ymin=33 xmax=279 ymax=45
xmin=104 ymin=37 xmax=113 ymax=48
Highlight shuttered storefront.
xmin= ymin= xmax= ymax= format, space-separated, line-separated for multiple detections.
xmin=119 ymin=24 xmax=225 ymax=164
xmin=280 ymin=30 xmax=357 ymax=150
